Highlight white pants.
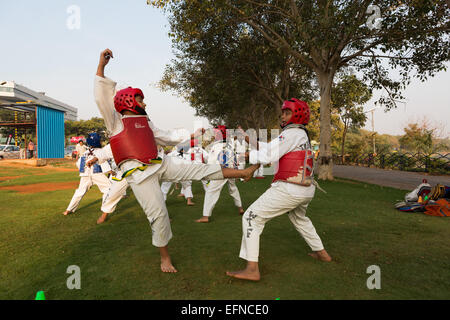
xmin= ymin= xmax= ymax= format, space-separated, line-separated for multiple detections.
xmin=161 ymin=181 xmax=172 ymax=201
xmin=100 ymin=179 xmax=128 ymax=213
xmin=253 ymin=165 xmax=264 ymax=177
xmin=20 ymin=148 xmax=26 ymax=159
xmin=127 ymin=156 xmax=223 ymax=247
xmin=201 ymin=180 xmax=208 ymax=191
xmin=202 ymin=179 xmax=242 ymax=217
xmin=239 ymin=182 xmax=324 ymax=262
xmin=66 ymin=174 xmax=112 ymax=212
xmin=180 ymin=180 xmax=193 ymax=198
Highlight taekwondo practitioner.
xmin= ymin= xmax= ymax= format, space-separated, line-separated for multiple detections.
xmin=226 ymin=98 xmax=332 ymax=281
xmin=94 ymin=49 xmax=260 ymax=273
xmin=195 ymin=125 xmax=245 ymax=223
xmin=62 ymin=133 xmax=112 ymax=219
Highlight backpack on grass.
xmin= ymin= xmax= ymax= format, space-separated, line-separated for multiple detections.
xmin=423 ymin=199 xmax=450 ymax=217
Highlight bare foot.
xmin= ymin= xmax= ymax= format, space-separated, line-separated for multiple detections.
xmin=187 ymin=198 xmax=195 ymax=206
xmin=63 ymin=210 xmax=72 ymax=216
xmin=97 ymin=212 xmax=108 ymax=224
xmin=308 ymin=249 xmax=332 ymax=262
xmin=177 ymin=193 xmax=185 ymax=198
xmin=243 ymin=164 xmax=260 ymax=182
xmin=161 ymin=257 xmax=178 ymax=273
xmin=195 ymin=216 xmax=209 ymax=223
xmin=238 ymin=207 xmax=245 ymax=215
xmin=226 ymin=269 xmax=260 ymax=281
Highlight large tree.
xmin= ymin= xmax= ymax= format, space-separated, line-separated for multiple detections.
xmin=157 ymin=2 xmax=317 ymax=129
xmin=152 ymin=0 xmax=449 ymax=180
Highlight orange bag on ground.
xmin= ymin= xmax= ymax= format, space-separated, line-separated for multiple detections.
xmin=423 ymin=199 xmax=450 ymax=217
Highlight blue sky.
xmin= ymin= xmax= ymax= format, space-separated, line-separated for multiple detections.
xmin=1 ymin=0 xmax=448 ymax=137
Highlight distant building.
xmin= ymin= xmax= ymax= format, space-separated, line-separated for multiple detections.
xmin=0 ymin=81 xmax=78 ymax=158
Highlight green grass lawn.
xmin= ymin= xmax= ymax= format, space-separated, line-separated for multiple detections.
xmin=0 ymin=165 xmax=449 ymax=300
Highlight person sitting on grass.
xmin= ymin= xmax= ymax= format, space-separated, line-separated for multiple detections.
xmin=226 ymin=99 xmax=332 ymax=282
xmin=94 ymin=48 xmax=260 ymax=274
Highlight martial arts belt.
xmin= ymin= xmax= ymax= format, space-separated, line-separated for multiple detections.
xmin=111 ymin=157 xmax=162 ymax=181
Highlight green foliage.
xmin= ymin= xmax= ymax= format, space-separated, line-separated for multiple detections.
xmin=399 ymin=121 xmax=443 ymax=154
xmin=64 ymin=117 xmax=107 ymax=141
xmin=158 ymin=0 xmax=317 ymax=129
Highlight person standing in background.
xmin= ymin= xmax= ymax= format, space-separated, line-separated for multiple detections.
xmin=75 ymin=139 xmax=87 ymax=160
xmin=28 ymin=139 xmax=35 ymax=159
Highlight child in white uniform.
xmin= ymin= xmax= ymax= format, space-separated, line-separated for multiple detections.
xmin=226 ymin=99 xmax=332 ymax=281
xmin=63 ymin=133 xmax=112 ymax=218
xmin=196 ymin=126 xmax=245 ymax=223
xmin=95 ymin=49 xmax=259 ymax=273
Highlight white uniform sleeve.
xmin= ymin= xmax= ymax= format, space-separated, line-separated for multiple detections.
xmin=148 ymin=119 xmax=191 ymax=146
xmin=249 ymin=129 xmax=308 ymax=165
xmin=94 ymin=75 xmax=120 ymax=134
xmin=93 ymin=144 xmax=113 ymax=164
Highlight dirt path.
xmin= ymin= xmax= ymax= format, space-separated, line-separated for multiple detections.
xmin=0 ymin=181 xmax=79 ymax=194
xmin=0 ymin=162 xmax=77 ymax=172
xmin=333 ymin=165 xmax=450 ymax=190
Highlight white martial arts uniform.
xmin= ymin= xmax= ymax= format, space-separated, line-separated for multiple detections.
xmin=94 ymin=144 xmax=129 ymax=214
xmin=66 ymin=149 xmax=112 ymax=213
xmin=239 ymin=127 xmax=324 ymax=262
xmin=94 ymin=75 xmax=224 ymax=247
xmin=202 ymin=140 xmax=243 ymax=217
xmin=160 ymin=149 xmax=186 ymax=201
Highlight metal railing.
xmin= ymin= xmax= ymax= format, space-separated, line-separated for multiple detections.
xmin=333 ymin=152 xmax=450 ymax=174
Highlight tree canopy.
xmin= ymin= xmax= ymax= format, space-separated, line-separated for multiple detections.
xmin=152 ymin=0 xmax=450 ymax=179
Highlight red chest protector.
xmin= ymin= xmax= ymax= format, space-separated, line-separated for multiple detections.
xmin=110 ymin=116 xmax=158 ymax=167
xmin=273 ymin=150 xmax=314 ymax=186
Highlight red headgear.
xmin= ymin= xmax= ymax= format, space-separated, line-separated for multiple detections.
xmin=281 ymin=98 xmax=310 ymax=127
xmin=214 ymin=125 xmax=227 ymax=141
xmin=114 ymin=87 xmax=144 ymax=114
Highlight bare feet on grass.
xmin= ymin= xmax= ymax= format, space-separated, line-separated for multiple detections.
xmin=97 ymin=212 xmax=108 ymax=224
xmin=226 ymin=262 xmax=260 ymax=281
xmin=308 ymin=249 xmax=332 ymax=262
xmin=243 ymin=164 xmax=260 ymax=182
xmin=187 ymin=198 xmax=195 ymax=206
xmin=161 ymin=257 xmax=178 ymax=273
xmin=160 ymin=246 xmax=178 ymax=273
xmin=195 ymin=216 xmax=209 ymax=223
xmin=177 ymin=193 xmax=185 ymax=198
xmin=238 ymin=207 xmax=245 ymax=215
xmin=63 ymin=210 xmax=72 ymax=216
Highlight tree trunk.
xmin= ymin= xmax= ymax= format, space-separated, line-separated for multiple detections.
xmin=316 ymin=71 xmax=335 ymax=180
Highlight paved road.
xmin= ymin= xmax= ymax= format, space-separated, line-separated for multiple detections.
xmin=333 ymin=165 xmax=450 ymax=190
